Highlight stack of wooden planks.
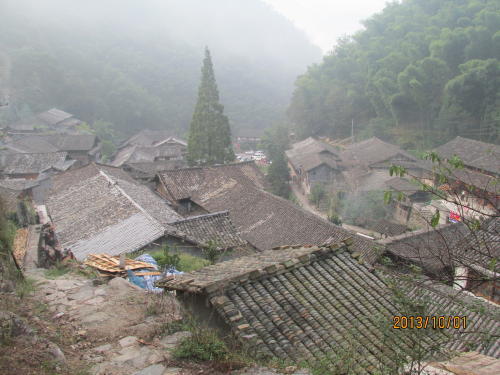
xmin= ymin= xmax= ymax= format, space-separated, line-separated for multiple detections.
xmin=12 ymin=228 xmax=29 ymax=269
xmin=84 ymin=254 xmax=162 ymax=277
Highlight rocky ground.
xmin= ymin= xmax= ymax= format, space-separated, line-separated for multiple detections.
xmin=1 ymin=266 xmax=311 ymax=375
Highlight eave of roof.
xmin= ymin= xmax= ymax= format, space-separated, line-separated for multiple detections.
xmin=160 ymin=242 xmax=500 ymax=367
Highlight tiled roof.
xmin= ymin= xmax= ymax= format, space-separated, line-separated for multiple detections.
xmin=159 ymin=243 xmax=343 ymax=292
xmin=366 ymin=219 xmax=408 ymax=237
xmin=120 ymin=130 xmax=187 ymax=148
xmin=380 ymin=218 xmax=499 ymax=274
xmin=454 ymin=217 xmax=500 ymax=271
xmin=111 ymin=143 xmax=185 ymax=167
xmin=7 ymin=108 xmax=80 ymax=131
xmin=158 ymin=163 xmax=377 ymax=260
xmin=161 ymin=243 xmax=500 ymax=370
xmin=288 ymin=151 xmax=339 ymax=172
xmin=346 ymin=168 xmax=396 ymax=191
xmin=171 ymin=211 xmax=247 ymax=250
xmin=45 ymin=134 xmax=97 ymax=151
xmin=5 ymin=134 xmax=97 ymax=152
xmin=385 ymin=177 xmax=420 ymax=194
xmin=46 ymin=164 xmax=181 ymax=260
xmin=158 ymin=161 xmax=267 ymax=201
xmin=0 ymin=178 xmax=39 ymax=191
xmin=203 ymin=183 xmax=377 ymax=259
xmin=289 ymin=137 xmax=339 ymax=154
xmin=380 ymin=223 xmax=468 ymax=273
xmin=111 ymin=177 xmax=181 ymax=226
xmin=37 ymin=108 xmax=73 ymax=125
xmin=4 ymin=137 xmax=59 ymax=153
xmin=123 ymin=161 xmax=187 ymax=179
xmin=435 ymin=137 xmax=500 ymax=175
xmin=0 ymin=152 xmax=69 ymax=174
xmin=340 ymin=137 xmax=418 ymax=168
xmin=69 ymin=213 xmax=164 ymax=261
xmin=446 ymin=167 xmax=499 ymax=194
xmin=7 ymin=116 xmax=41 ymax=132
xmin=286 ymin=137 xmax=341 ymax=172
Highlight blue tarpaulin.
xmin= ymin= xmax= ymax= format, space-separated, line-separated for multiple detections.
xmin=127 ymin=253 xmax=182 ymax=293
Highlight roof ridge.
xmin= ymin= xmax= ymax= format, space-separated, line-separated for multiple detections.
xmin=3 ymin=151 xmax=67 ymax=156
xmin=442 ymin=136 xmax=500 ymax=150
xmin=160 ymin=160 xmax=257 ymax=174
xmin=160 ymin=241 xmax=356 ymax=293
xmin=98 ymin=170 xmax=164 ymax=230
xmin=171 ymin=211 xmax=230 ymax=224
xmin=377 ymin=222 xmax=464 ymax=245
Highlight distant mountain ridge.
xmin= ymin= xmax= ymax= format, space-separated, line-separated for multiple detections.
xmin=0 ymin=0 xmax=322 ymax=137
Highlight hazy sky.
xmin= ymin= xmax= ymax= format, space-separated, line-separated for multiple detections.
xmin=263 ymin=0 xmax=390 ymax=53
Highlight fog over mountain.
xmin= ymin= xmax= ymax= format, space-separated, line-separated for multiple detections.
xmin=0 ymin=0 xmax=322 ymax=137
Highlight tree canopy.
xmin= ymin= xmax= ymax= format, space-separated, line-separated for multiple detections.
xmin=260 ymin=124 xmax=291 ymax=198
xmin=187 ymin=49 xmax=234 ymax=165
xmin=288 ymin=0 xmax=500 ymax=149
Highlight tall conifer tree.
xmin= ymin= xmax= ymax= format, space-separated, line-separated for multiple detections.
xmin=187 ymin=48 xmax=234 ymax=165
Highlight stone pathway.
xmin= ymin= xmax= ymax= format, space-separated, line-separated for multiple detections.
xmin=25 ymin=268 xmax=311 ymax=375
xmin=26 ymin=268 xmax=187 ymax=375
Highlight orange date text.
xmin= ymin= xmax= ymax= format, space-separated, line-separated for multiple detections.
xmin=392 ymin=316 xmax=467 ymax=329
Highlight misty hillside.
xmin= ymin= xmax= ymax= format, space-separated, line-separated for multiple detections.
xmin=0 ymin=0 xmax=321 ymax=137
xmin=288 ymin=0 xmax=500 ymax=148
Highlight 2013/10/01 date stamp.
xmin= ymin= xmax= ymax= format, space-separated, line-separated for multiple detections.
xmin=392 ymin=316 xmax=467 ymax=329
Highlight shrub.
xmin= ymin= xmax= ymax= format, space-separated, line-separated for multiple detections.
xmin=202 ymin=240 xmax=222 ymax=265
xmin=153 ymin=244 xmax=181 ymax=270
xmin=173 ymin=327 xmax=229 ymax=362
xmin=152 ymin=249 xmax=209 ymax=272
xmin=327 ymin=213 xmax=342 ymax=225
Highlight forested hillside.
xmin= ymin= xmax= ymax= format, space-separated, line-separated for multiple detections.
xmin=0 ymin=0 xmax=321 ymax=138
xmin=288 ymin=0 xmax=500 ymax=148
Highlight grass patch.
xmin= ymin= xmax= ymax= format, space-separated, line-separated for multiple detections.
xmin=151 ymin=250 xmax=209 ymax=272
xmin=178 ymin=254 xmax=210 ymax=272
xmin=44 ymin=262 xmax=70 ymax=279
xmin=173 ymin=327 xmax=230 ymax=362
xmin=160 ymin=319 xmax=193 ymax=335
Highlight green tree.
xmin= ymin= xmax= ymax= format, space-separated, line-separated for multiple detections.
xmin=202 ymin=240 xmax=223 ymax=265
xmin=77 ymin=120 xmax=118 ymax=162
xmin=309 ymin=184 xmax=327 ymax=208
xmin=260 ymin=124 xmax=290 ymax=198
xmin=440 ymin=59 xmax=500 ymax=142
xmin=287 ymin=0 xmax=500 ymax=146
xmin=396 ymin=57 xmax=451 ymax=145
xmin=267 ymin=152 xmax=290 ymax=198
xmin=187 ymin=48 xmax=234 ymax=166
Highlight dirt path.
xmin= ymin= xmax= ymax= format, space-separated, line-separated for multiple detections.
xmin=290 ymin=184 xmax=327 ymax=219
xmin=291 ymin=184 xmax=383 ymax=239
